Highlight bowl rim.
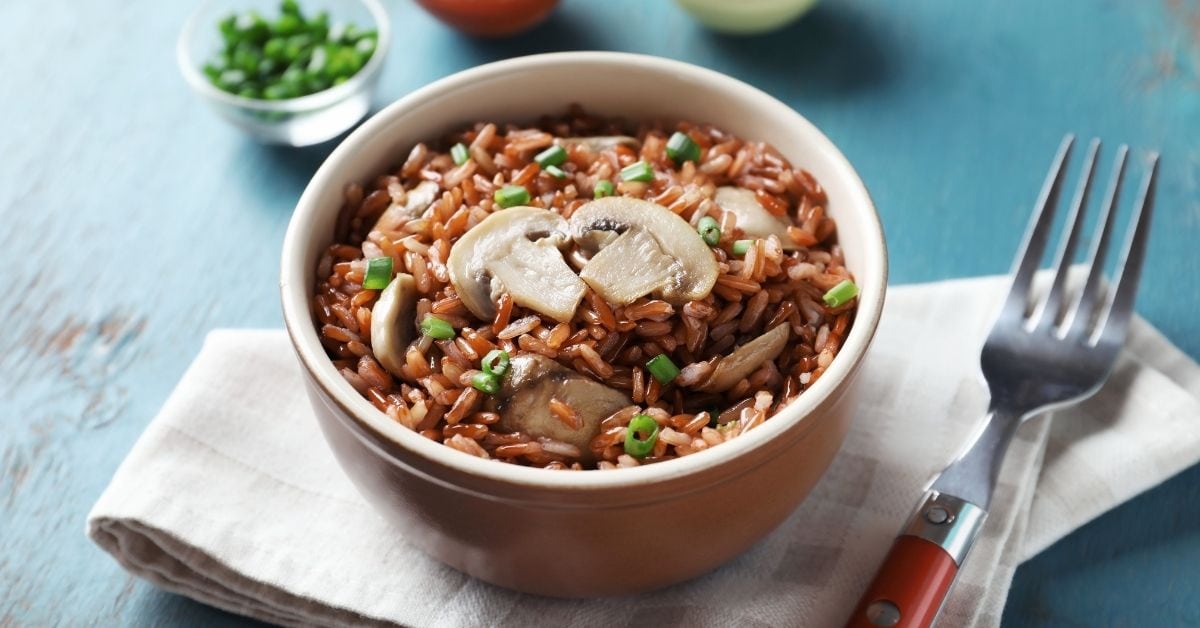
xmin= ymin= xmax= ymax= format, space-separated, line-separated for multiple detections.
xmin=280 ymin=51 xmax=888 ymax=492
xmin=176 ymin=0 xmax=391 ymax=113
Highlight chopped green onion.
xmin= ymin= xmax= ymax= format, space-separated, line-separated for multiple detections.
xmin=624 ymin=414 xmax=660 ymax=458
xmin=450 ymin=142 xmax=469 ymax=166
xmin=593 ymin=180 xmax=615 ymax=198
xmin=544 ymin=164 xmax=567 ymax=179
xmin=534 ymin=144 xmax=567 ymax=168
xmin=273 ymin=13 xmax=304 ymax=38
xmin=823 ymin=279 xmax=859 ymax=308
xmin=419 ymin=315 xmax=455 ymax=340
xmin=645 ymin=354 xmax=680 ymax=384
xmin=263 ymin=37 xmax=287 ymax=61
xmin=494 ymin=184 xmax=530 ymax=208
xmin=362 ymin=256 xmax=393 ymax=289
xmin=205 ymin=1 xmax=376 ymax=100
xmin=620 ymin=160 xmax=654 ymax=182
xmin=731 ymin=239 xmax=755 ymax=256
xmin=697 ymin=216 xmax=721 ymax=247
xmin=262 ymin=84 xmax=291 ymax=100
xmin=666 ymin=131 xmax=701 ymax=165
xmin=470 ymin=371 xmax=501 ymax=395
xmin=481 ymin=349 xmax=510 ymax=378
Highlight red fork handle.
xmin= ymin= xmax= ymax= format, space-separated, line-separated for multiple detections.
xmin=846 ymin=535 xmax=958 ymax=628
xmin=846 ymin=491 xmax=987 ymax=628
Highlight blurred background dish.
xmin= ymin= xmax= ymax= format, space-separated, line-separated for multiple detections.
xmin=414 ymin=0 xmax=561 ymax=37
xmin=177 ymin=0 xmax=389 ymax=146
xmin=675 ymin=0 xmax=819 ymax=34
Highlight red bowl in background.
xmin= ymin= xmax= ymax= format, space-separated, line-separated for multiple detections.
xmin=415 ymin=0 xmax=560 ymax=37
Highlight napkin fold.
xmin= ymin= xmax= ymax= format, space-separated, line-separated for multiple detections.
xmin=87 ymin=274 xmax=1200 ymax=627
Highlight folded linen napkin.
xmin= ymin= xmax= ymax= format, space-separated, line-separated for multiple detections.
xmin=86 ymin=274 xmax=1200 ymax=628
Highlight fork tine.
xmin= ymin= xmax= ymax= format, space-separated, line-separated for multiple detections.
xmin=997 ymin=135 xmax=1074 ymax=322
xmin=1035 ymin=138 xmax=1100 ymax=329
xmin=1065 ymin=145 xmax=1129 ymax=339
xmin=1092 ymin=152 xmax=1158 ymax=346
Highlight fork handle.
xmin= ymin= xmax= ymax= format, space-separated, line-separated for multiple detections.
xmin=846 ymin=492 xmax=987 ymax=628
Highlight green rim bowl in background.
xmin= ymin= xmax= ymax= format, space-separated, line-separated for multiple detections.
xmin=675 ymin=0 xmax=819 ymax=34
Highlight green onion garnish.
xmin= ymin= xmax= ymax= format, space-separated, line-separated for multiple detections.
xmin=481 ymin=349 xmax=510 ymax=378
xmin=624 ymin=414 xmax=659 ymax=458
xmin=593 ymin=180 xmax=615 ymax=198
xmin=645 ymin=354 xmax=680 ymax=384
xmin=470 ymin=371 xmax=501 ymax=395
xmin=822 ymin=279 xmax=859 ymax=308
xmin=419 ymin=315 xmax=455 ymax=340
xmin=494 ymin=184 xmax=530 ymax=208
xmin=534 ymin=144 xmax=567 ymax=168
xmin=666 ymin=131 xmax=701 ymax=165
xmin=620 ymin=161 xmax=654 ymax=182
xmin=362 ymin=257 xmax=393 ymax=289
xmin=697 ymin=216 xmax=721 ymax=247
xmin=450 ymin=142 xmax=469 ymax=166
xmin=205 ymin=1 xmax=375 ymax=101
xmin=731 ymin=239 xmax=755 ymax=256
xmin=544 ymin=164 xmax=567 ymax=179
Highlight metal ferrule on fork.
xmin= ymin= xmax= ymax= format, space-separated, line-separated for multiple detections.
xmin=899 ymin=491 xmax=987 ymax=566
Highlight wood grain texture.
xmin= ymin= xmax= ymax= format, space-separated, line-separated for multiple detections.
xmin=0 ymin=0 xmax=1196 ymax=625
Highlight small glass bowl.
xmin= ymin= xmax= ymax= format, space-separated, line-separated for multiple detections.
xmin=177 ymin=0 xmax=390 ymax=146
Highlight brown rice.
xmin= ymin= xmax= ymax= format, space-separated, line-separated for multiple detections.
xmin=312 ymin=106 xmax=857 ymax=470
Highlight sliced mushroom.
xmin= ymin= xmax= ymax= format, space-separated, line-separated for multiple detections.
xmin=372 ymin=180 xmax=440 ymax=232
xmin=570 ymin=197 xmax=719 ymax=305
xmin=370 ymin=273 xmax=417 ymax=377
xmin=714 ymin=186 xmax=798 ymax=250
xmin=697 ymin=323 xmax=790 ymax=392
xmin=495 ymin=355 xmax=630 ymax=459
xmin=447 ymin=206 xmax=587 ymax=323
xmin=560 ymin=135 xmax=640 ymax=153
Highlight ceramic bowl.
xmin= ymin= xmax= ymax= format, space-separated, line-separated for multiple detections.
xmin=280 ymin=51 xmax=886 ymax=597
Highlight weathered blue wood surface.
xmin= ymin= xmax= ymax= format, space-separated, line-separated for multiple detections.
xmin=1 ymin=0 xmax=1197 ymax=625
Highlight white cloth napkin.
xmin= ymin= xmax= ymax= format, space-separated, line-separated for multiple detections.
xmin=86 ymin=274 xmax=1200 ymax=628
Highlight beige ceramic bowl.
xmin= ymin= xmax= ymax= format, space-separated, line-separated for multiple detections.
xmin=280 ymin=51 xmax=886 ymax=597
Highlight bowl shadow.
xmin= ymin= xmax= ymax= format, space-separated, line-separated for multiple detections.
xmin=703 ymin=2 xmax=894 ymax=100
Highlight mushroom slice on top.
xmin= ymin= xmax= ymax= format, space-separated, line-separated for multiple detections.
xmin=447 ymin=206 xmax=586 ymax=323
xmin=495 ymin=355 xmax=631 ymax=459
xmin=714 ymin=186 xmax=798 ymax=250
xmin=560 ymin=135 xmax=641 ymax=153
xmin=570 ymin=197 xmax=719 ymax=305
xmin=697 ymin=323 xmax=790 ymax=392
xmin=370 ymin=273 xmax=418 ymax=377
xmin=372 ymin=180 xmax=440 ymax=232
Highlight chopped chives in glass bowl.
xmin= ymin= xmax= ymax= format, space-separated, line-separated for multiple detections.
xmin=177 ymin=0 xmax=390 ymax=146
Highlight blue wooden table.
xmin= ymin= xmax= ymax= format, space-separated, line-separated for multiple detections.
xmin=2 ymin=0 xmax=1197 ymax=625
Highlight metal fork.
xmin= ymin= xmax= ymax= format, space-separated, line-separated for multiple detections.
xmin=847 ymin=136 xmax=1159 ymax=628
